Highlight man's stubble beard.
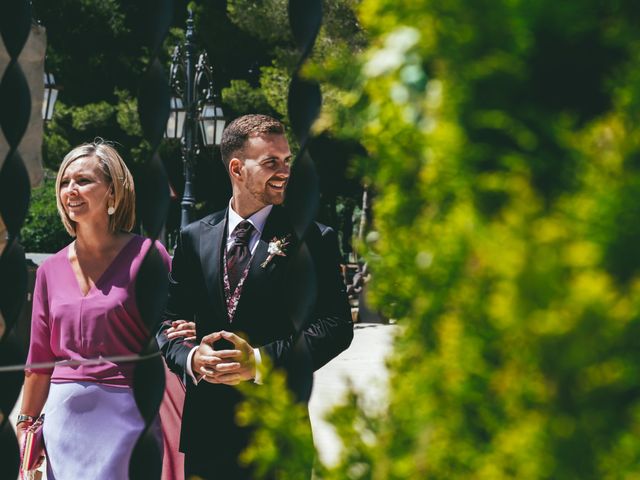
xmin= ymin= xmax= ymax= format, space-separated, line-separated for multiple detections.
xmin=246 ymin=181 xmax=286 ymax=208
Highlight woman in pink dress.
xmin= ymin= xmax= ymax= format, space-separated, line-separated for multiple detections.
xmin=16 ymin=141 xmax=186 ymax=479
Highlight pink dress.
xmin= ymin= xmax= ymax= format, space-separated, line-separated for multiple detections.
xmin=26 ymin=235 xmax=184 ymax=479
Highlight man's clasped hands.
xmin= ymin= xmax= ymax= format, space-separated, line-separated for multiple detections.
xmin=165 ymin=320 xmax=256 ymax=385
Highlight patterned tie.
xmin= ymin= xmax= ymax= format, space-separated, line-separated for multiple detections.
xmin=227 ymin=220 xmax=254 ymax=293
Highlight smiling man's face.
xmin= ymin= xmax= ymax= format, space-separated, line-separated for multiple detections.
xmin=235 ymin=133 xmax=292 ymax=212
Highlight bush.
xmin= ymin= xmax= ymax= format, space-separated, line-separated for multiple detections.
xmin=21 ymin=176 xmax=70 ymax=253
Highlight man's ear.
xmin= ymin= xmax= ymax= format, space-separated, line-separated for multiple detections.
xmin=229 ymin=158 xmax=243 ymax=180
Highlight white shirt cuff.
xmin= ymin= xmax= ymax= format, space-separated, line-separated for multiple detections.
xmin=185 ymin=346 xmax=201 ymax=385
xmin=253 ymin=348 xmax=263 ymax=385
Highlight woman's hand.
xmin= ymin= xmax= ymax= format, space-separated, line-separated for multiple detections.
xmin=16 ymin=421 xmax=45 ymax=470
xmin=164 ymin=320 xmax=196 ymax=341
xmin=16 ymin=421 xmax=29 ymax=448
xmin=19 ymin=372 xmax=51 ymax=472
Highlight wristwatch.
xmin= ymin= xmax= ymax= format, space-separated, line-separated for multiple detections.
xmin=16 ymin=414 xmax=37 ymax=426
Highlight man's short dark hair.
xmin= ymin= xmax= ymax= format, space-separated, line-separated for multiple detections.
xmin=220 ymin=114 xmax=285 ymax=169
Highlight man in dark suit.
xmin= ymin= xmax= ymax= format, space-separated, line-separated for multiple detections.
xmin=157 ymin=114 xmax=354 ymax=479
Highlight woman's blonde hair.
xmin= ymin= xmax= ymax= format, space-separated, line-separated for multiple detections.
xmin=55 ymin=140 xmax=136 ymax=236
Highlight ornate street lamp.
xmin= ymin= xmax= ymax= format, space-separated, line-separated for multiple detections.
xmin=42 ymin=71 xmax=59 ymax=121
xmin=165 ymin=10 xmax=226 ymax=228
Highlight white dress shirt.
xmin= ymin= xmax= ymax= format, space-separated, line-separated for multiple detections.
xmin=185 ymin=201 xmax=273 ymax=384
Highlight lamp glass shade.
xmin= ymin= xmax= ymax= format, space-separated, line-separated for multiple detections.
xmin=199 ymin=104 xmax=225 ymax=146
xmin=165 ymin=96 xmax=186 ymax=139
xmin=42 ymin=72 xmax=59 ymax=121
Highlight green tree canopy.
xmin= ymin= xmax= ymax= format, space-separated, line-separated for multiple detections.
xmin=26 ymin=0 xmax=365 ymax=251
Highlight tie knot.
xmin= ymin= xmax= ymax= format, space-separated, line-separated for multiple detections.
xmin=232 ymin=220 xmax=254 ymax=246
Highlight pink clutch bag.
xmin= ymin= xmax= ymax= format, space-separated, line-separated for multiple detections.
xmin=20 ymin=414 xmax=45 ymax=475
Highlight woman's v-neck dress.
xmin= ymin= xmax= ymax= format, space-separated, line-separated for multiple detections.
xmin=26 ymin=236 xmax=171 ymax=480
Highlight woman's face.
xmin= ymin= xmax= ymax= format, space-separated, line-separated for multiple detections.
xmin=59 ymin=155 xmax=113 ymax=227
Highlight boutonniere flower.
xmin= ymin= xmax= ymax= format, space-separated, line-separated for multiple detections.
xmin=261 ymin=235 xmax=291 ymax=268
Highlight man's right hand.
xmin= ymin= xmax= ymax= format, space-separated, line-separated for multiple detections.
xmin=191 ymin=332 xmax=243 ymax=384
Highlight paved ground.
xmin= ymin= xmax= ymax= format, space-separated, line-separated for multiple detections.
xmin=9 ymin=322 xmax=397 ymax=476
xmin=309 ymin=322 xmax=396 ymax=466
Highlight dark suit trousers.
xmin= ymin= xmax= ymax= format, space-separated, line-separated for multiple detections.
xmin=183 ymin=418 xmax=313 ymax=480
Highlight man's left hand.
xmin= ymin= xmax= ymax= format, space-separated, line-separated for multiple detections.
xmin=208 ymin=331 xmax=256 ymax=385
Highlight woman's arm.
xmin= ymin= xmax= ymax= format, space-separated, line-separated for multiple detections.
xmin=16 ymin=372 xmax=51 ymax=445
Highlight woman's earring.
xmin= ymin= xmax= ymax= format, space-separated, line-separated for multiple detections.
xmin=107 ymin=204 xmax=115 ymax=215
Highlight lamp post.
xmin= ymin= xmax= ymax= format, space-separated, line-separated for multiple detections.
xmin=42 ymin=71 xmax=59 ymax=121
xmin=165 ymin=10 xmax=226 ymax=229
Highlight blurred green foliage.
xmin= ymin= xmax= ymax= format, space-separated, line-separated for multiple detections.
xmin=237 ymin=367 xmax=316 ymax=480
xmin=316 ymin=0 xmax=640 ymax=478
xmin=239 ymin=0 xmax=640 ymax=479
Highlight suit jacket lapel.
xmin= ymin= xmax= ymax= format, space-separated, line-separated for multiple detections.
xmin=200 ymin=211 xmax=228 ymax=323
